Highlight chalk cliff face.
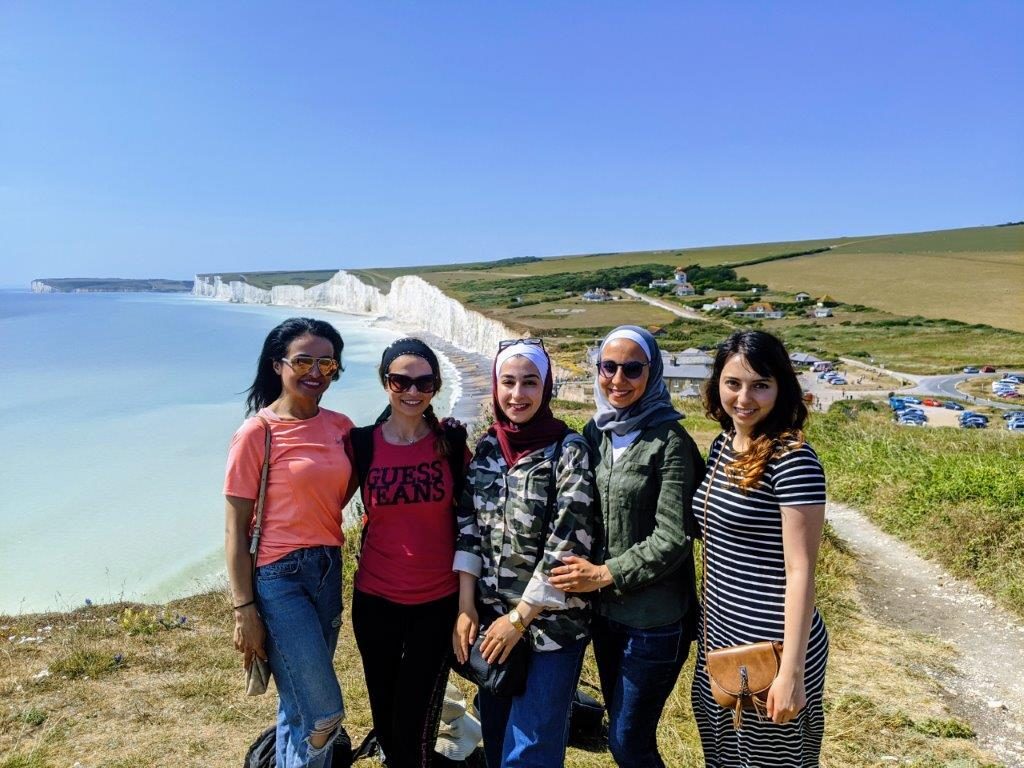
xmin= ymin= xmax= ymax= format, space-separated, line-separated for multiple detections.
xmin=30 ymin=281 xmax=55 ymax=294
xmin=192 ymin=271 xmax=516 ymax=356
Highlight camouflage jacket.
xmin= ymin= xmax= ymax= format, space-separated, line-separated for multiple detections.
xmin=453 ymin=431 xmax=597 ymax=651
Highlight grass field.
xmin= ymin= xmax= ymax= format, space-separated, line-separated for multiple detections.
xmin=809 ymin=399 xmax=1024 ymax=616
xmin=737 ymin=226 xmax=1024 ymax=332
xmin=0 ymin=403 xmax=1002 ymax=767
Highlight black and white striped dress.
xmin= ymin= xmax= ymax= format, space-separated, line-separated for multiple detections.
xmin=691 ymin=434 xmax=829 ymax=768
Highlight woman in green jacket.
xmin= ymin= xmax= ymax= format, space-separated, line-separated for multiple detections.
xmin=551 ymin=325 xmax=702 ymax=768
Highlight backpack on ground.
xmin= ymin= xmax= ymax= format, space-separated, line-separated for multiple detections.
xmin=244 ymin=725 xmax=353 ymax=768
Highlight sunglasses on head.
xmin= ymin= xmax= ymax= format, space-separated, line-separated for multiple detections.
xmin=498 ymin=337 xmax=545 ymax=351
xmin=281 ymin=355 xmax=341 ymax=377
xmin=385 ymin=373 xmax=439 ymax=394
xmin=597 ymin=360 xmax=649 ymax=380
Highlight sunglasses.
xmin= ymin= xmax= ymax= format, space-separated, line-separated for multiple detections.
xmin=597 ymin=360 xmax=650 ymax=380
xmin=385 ymin=373 xmax=439 ymax=394
xmin=498 ymin=337 xmax=545 ymax=351
xmin=281 ymin=355 xmax=341 ymax=377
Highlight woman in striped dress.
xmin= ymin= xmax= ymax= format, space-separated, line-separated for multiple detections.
xmin=692 ymin=330 xmax=828 ymax=767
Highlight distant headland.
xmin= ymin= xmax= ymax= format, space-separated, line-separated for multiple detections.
xmin=30 ymin=278 xmax=194 ymax=293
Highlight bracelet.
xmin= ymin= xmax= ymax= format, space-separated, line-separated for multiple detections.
xmin=233 ymin=599 xmax=256 ymax=611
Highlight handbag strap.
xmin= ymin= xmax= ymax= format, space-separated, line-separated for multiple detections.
xmin=249 ymin=416 xmax=273 ymax=569
xmin=701 ymin=435 xmax=728 ymax=663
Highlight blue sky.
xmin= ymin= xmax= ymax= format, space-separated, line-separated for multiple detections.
xmin=2 ymin=1 xmax=1022 ymax=286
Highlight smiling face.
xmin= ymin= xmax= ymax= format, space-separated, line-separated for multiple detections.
xmin=719 ymin=353 xmax=779 ymax=435
xmin=598 ymin=338 xmax=651 ymax=410
xmin=273 ymin=333 xmax=336 ymax=402
xmin=385 ymin=354 xmax=436 ymax=419
xmin=497 ymin=355 xmax=544 ymax=425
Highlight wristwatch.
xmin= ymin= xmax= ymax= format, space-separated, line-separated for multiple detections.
xmin=507 ymin=608 xmax=526 ymax=634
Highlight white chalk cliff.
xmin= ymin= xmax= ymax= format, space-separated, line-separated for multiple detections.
xmin=192 ymin=271 xmax=516 ymax=357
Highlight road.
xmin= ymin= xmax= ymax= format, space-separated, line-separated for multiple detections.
xmin=913 ymin=373 xmax=1017 ymax=411
xmin=621 ymin=288 xmax=711 ymax=322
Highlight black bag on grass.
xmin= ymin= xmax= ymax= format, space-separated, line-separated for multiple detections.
xmin=244 ymin=724 xmax=353 ymax=768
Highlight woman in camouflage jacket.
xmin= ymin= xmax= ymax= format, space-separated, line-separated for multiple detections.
xmin=452 ymin=339 xmax=598 ymax=768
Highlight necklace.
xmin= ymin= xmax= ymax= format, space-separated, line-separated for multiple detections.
xmin=383 ymin=418 xmax=429 ymax=445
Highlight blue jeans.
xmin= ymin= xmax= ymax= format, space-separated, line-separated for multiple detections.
xmin=256 ymin=546 xmax=345 ymax=768
xmin=477 ymin=637 xmax=587 ymax=768
xmin=591 ymin=615 xmax=689 ymax=768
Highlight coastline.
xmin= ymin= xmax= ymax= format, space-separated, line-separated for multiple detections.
xmin=370 ymin=317 xmax=493 ymax=428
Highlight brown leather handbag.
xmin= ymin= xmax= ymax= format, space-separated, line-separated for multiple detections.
xmin=701 ymin=439 xmax=784 ymax=729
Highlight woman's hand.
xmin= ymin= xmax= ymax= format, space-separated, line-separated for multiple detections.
xmin=479 ymin=615 xmax=524 ymax=664
xmin=452 ymin=605 xmax=479 ymax=665
xmin=441 ymin=416 xmax=466 ymax=431
xmin=550 ymin=555 xmax=613 ymax=593
xmin=765 ymin=669 xmax=806 ymax=724
xmin=233 ymin=605 xmax=268 ymax=670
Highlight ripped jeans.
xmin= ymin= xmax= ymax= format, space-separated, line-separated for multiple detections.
xmin=257 ymin=545 xmax=345 ymax=768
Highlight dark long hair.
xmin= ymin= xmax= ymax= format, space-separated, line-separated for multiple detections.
xmin=244 ymin=318 xmax=344 ymax=416
xmin=375 ymin=337 xmax=452 ymax=458
xmin=703 ymin=330 xmax=807 ymax=489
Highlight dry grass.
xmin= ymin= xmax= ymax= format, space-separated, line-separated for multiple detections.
xmin=0 ymin=405 xmax=1006 ymax=766
xmin=738 ymin=242 xmax=1024 ymax=332
xmin=2 ymin=533 xmax=999 ymax=767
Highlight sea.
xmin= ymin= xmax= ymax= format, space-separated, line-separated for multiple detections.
xmin=0 ymin=289 xmax=457 ymax=615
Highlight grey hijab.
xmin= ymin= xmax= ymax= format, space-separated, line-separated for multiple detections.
xmin=593 ymin=325 xmax=684 ymax=436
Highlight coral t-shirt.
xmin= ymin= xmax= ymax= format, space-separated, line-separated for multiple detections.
xmin=224 ymin=407 xmax=354 ymax=567
xmin=354 ymin=427 xmax=461 ymax=604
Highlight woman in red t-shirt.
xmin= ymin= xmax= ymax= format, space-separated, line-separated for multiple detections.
xmin=348 ymin=338 xmax=468 ymax=768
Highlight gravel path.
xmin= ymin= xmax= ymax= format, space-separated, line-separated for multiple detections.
xmin=827 ymin=503 xmax=1024 ymax=765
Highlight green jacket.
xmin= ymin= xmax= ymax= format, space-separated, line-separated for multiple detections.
xmin=583 ymin=418 xmax=703 ymax=630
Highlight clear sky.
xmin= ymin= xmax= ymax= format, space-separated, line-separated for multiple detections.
xmin=2 ymin=1 xmax=1021 ymax=286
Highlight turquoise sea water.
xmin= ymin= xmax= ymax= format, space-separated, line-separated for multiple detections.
xmin=0 ymin=290 xmax=455 ymax=615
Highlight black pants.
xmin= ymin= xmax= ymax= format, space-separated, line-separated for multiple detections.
xmin=352 ymin=588 xmax=458 ymax=768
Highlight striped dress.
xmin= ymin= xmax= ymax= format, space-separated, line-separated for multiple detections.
xmin=691 ymin=434 xmax=829 ymax=768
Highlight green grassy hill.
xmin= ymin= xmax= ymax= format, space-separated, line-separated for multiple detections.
xmin=201 ymin=223 xmax=1024 ymax=369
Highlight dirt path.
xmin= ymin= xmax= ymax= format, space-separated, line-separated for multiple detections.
xmin=827 ymin=503 xmax=1024 ymax=765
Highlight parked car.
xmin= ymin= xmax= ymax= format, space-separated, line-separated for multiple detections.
xmin=898 ymin=406 xmax=925 ymax=416
xmin=1002 ymin=410 xmax=1024 ymax=420
xmin=902 ymin=396 xmax=922 ymax=405
xmin=961 ymin=420 xmax=987 ymax=429
xmin=898 ymin=412 xmax=927 ymax=424
xmin=921 ymin=398 xmax=943 ymax=407
xmin=960 ymin=411 xmax=989 ymax=422
xmin=1008 ymin=422 xmax=1024 ymax=432
xmin=830 ymin=378 xmax=848 ymax=386
xmin=962 ymin=366 xmax=979 ymax=374
xmin=1004 ymin=373 xmax=1024 ymax=384
xmin=981 ymin=365 xmax=996 ymax=373
xmin=943 ymin=401 xmax=965 ymax=411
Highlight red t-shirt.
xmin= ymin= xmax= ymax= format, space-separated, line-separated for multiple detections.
xmin=354 ymin=427 xmax=462 ymax=604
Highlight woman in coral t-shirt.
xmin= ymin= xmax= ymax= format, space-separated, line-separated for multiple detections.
xmin=224 ymin=317 xmax=354 ymax=768
xmin=347 ymin=338 xmax=468 ymax=768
